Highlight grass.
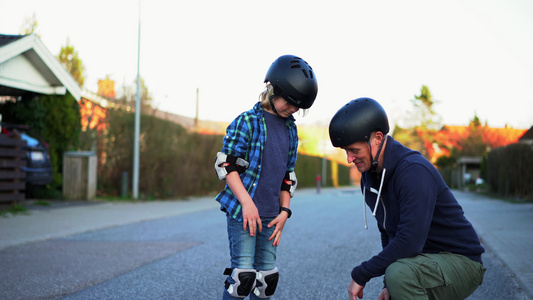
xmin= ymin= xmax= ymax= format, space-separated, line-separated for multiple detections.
xmin=0 ymin=204 xmax=30 ymax=217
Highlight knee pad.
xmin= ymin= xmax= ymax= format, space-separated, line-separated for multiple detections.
xmin=223 ymin=268 xmax=256 ymax=298
xmin=253 ymin=267 xmax=279 ymax=299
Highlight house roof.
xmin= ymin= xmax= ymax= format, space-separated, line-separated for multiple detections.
xmin=0 ymin=34 xmax=24 ymax=47
xmin=519 ymin=126 xmax=533 ymax=141
xmin=0 ymin=33 xmax=81 ymax=100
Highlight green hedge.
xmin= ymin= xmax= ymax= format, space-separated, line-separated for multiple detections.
xmin=294 ymin=154 xmax=352 ymax=187
xmin=98 ymin=109 xmax=351 ymax=199
xmin=486 ymin=143 xmax=533 ymax=200
xmin=0 ymin=93 xmax=80 ymax=194
xmin=98 ymin=109 xmax=224 ymax=199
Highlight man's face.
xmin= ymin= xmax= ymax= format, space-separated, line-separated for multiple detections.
xmin=342 ymin=141 xmax=372 ymax=173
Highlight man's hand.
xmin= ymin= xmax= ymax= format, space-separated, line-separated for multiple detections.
xmin=348 ymin=280 xmax=364 ymax=299
xmin=378 ymin=288 xmax=390 ymax=300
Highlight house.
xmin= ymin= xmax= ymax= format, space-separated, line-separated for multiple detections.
xmin=0 ymin=34 xmax=80 ymax=100
xmin=518 ymin=126 xmax=533 ymax=146
xmin=0 ymin=33 xmax=82 ymax=203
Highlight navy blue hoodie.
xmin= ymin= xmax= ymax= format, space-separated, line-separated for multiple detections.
xmin=351 ymin=136 xmax=485 ymax=286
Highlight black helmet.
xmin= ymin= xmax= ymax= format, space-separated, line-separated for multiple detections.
xmin=264 ymin=55 xmax=318 ymax=109
xmin=329 ymin=97 xmax=389 ymax=148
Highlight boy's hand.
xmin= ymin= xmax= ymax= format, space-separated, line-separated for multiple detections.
xmin=242 ymin=202 xmax=262 ymax=236
xmin=267 ymin=213 xmax=288 ymax=246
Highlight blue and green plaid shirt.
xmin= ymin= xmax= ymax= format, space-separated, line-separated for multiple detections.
xmin=215 ymin=102 xmax=298 ymax=222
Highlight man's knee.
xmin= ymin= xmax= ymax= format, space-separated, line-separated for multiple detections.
xmin=385 ymin=254 xmax=458 ymax=299
xmin=384 ymin=260 xmax=413 ymax=289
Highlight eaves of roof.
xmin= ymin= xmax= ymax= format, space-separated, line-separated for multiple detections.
xmin=0 ymin=33 xmax=81 ymax=100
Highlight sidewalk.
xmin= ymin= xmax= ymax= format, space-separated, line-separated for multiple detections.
xmin=1 ymin=189 xmax=532 ymax=298
xmin=0 ymin=196 xmax=220 ymax=250
xmin=453 ymin=190 xmax=533 ymax=298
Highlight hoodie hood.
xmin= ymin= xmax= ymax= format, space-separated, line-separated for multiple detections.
xmin=363 ymin=136 xmax=418 ymax=187
xmin=361 ymin=135 xmax=421 ymax=228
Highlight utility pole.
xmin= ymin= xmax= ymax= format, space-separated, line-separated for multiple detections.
xmin=195 ymin=88 xmax=199 ymax=128
xmin=132 ymin=0 xmax=141 ymax=199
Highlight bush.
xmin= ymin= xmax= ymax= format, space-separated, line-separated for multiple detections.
xmin=97 ymin=109 xmax=225 ymax=199
xmin=97 ymin=109 xmax=350 ymax=199
xmin=486 ymin=143 xmax=533 ymax=200
xmin=0 ymin=93 xmax=80 ymax=196
xmin=295 ymin=155 xmax=351 ymax=187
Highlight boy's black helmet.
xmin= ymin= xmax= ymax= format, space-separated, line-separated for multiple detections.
xmin=329 ymin=97 xmax=389 ymax=148
xmin=264 ymin=55 xmax=318 ymax=109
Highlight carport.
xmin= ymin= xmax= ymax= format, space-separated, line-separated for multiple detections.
xmin=0 ymin=33 xmax=81 ymax=203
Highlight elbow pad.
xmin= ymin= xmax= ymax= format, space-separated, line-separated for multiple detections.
xmin=214 ymin=152 xmax=249 ymax=180
xmin=280 ymin=171 xmax=297 ymax=197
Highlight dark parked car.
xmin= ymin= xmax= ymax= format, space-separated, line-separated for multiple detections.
xmin=0 ymin=123 xmax=53 ymax=186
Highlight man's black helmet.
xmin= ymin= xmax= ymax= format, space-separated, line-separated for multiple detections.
xmin=329 ymin=97 xmax=389 ymax=148
xmin=264 ymin=55 xmax=318 ymax=109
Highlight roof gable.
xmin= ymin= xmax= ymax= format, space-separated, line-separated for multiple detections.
xmin=0 ymin=34 xmax=80 ymax=100
xmin=519 ymin=126 xmax=533 ymax=141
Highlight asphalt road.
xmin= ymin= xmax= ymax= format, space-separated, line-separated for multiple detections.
xmin=0 ymin=188 xmax=530 ymax=299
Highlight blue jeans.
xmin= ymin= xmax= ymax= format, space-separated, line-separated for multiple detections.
xmin=222 ymin=214 xmax=277 ymax=300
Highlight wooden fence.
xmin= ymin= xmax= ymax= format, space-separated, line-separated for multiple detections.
xmin=0 ymin=134 xmax=26 ymax=203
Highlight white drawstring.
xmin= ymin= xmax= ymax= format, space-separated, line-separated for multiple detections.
xmin=363 ymin=188 xmax=368 ymax=229
xmin=362 ymin=168 xmax=387 ymax=229
xmin=372 ymin=168 xmax=386 ymax=217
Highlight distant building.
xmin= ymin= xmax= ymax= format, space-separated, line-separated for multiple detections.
xmin=518 ymin=126 xmax=533 ymax=146
xmin=97 ymin=78 xmax=116 ymax=99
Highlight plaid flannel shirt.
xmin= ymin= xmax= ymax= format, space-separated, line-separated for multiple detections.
xmin=215 ymin=102 xmax=298 ymax=222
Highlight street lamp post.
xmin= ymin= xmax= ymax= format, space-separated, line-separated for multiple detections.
xmin=132 ymin=0 xmax=141 ymax=199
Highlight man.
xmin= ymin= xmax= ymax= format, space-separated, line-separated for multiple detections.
xmin=328 ymin=98 xmax=486 ymax=300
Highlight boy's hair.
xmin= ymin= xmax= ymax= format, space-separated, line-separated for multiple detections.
xmin=259 ymin=83 xmax=308 ymax=116
xmin=259 ymin=83 xmax=275 ymax=110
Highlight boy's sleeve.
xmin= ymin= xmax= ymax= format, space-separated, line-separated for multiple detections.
xmin=221 ymin=114 xmax=250 ymax=158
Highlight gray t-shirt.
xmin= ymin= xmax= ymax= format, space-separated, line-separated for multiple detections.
xmin=253 ymin=111 xmax=289 ymax=217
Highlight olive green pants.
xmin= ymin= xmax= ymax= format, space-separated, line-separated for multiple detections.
xmin=385 ymin=252 xmax=486 ymax=300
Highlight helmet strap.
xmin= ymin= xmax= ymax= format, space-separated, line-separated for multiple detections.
xmin=269 ymin=95 xmax=282 ymax=117
xmin=369 ymin=135 xmax=386 ymax=173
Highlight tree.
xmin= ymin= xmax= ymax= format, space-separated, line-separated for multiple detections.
xmin=57 ymin=38 xmax=86 ymax=87
xmin=411 ymin=85 xmax=441 ymax=131
xmin=19 ymin=13 xmax=40 ymax=37
xmin=452 ymin=114 xmax=488 ymax=157
xmin=394 ymin=85 xmax=441 ymax=160
xmin=118 ymin=76 xmax=153 ymax=112
xmin=391 ymin=123 xmax=423 ymax=154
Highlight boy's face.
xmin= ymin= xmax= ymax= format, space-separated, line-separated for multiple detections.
xmin=273 ymin=97 xmax=299 ymax=118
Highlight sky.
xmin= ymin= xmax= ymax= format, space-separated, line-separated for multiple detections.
xmin=1 ymin=0 xmax=532 ymax=130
